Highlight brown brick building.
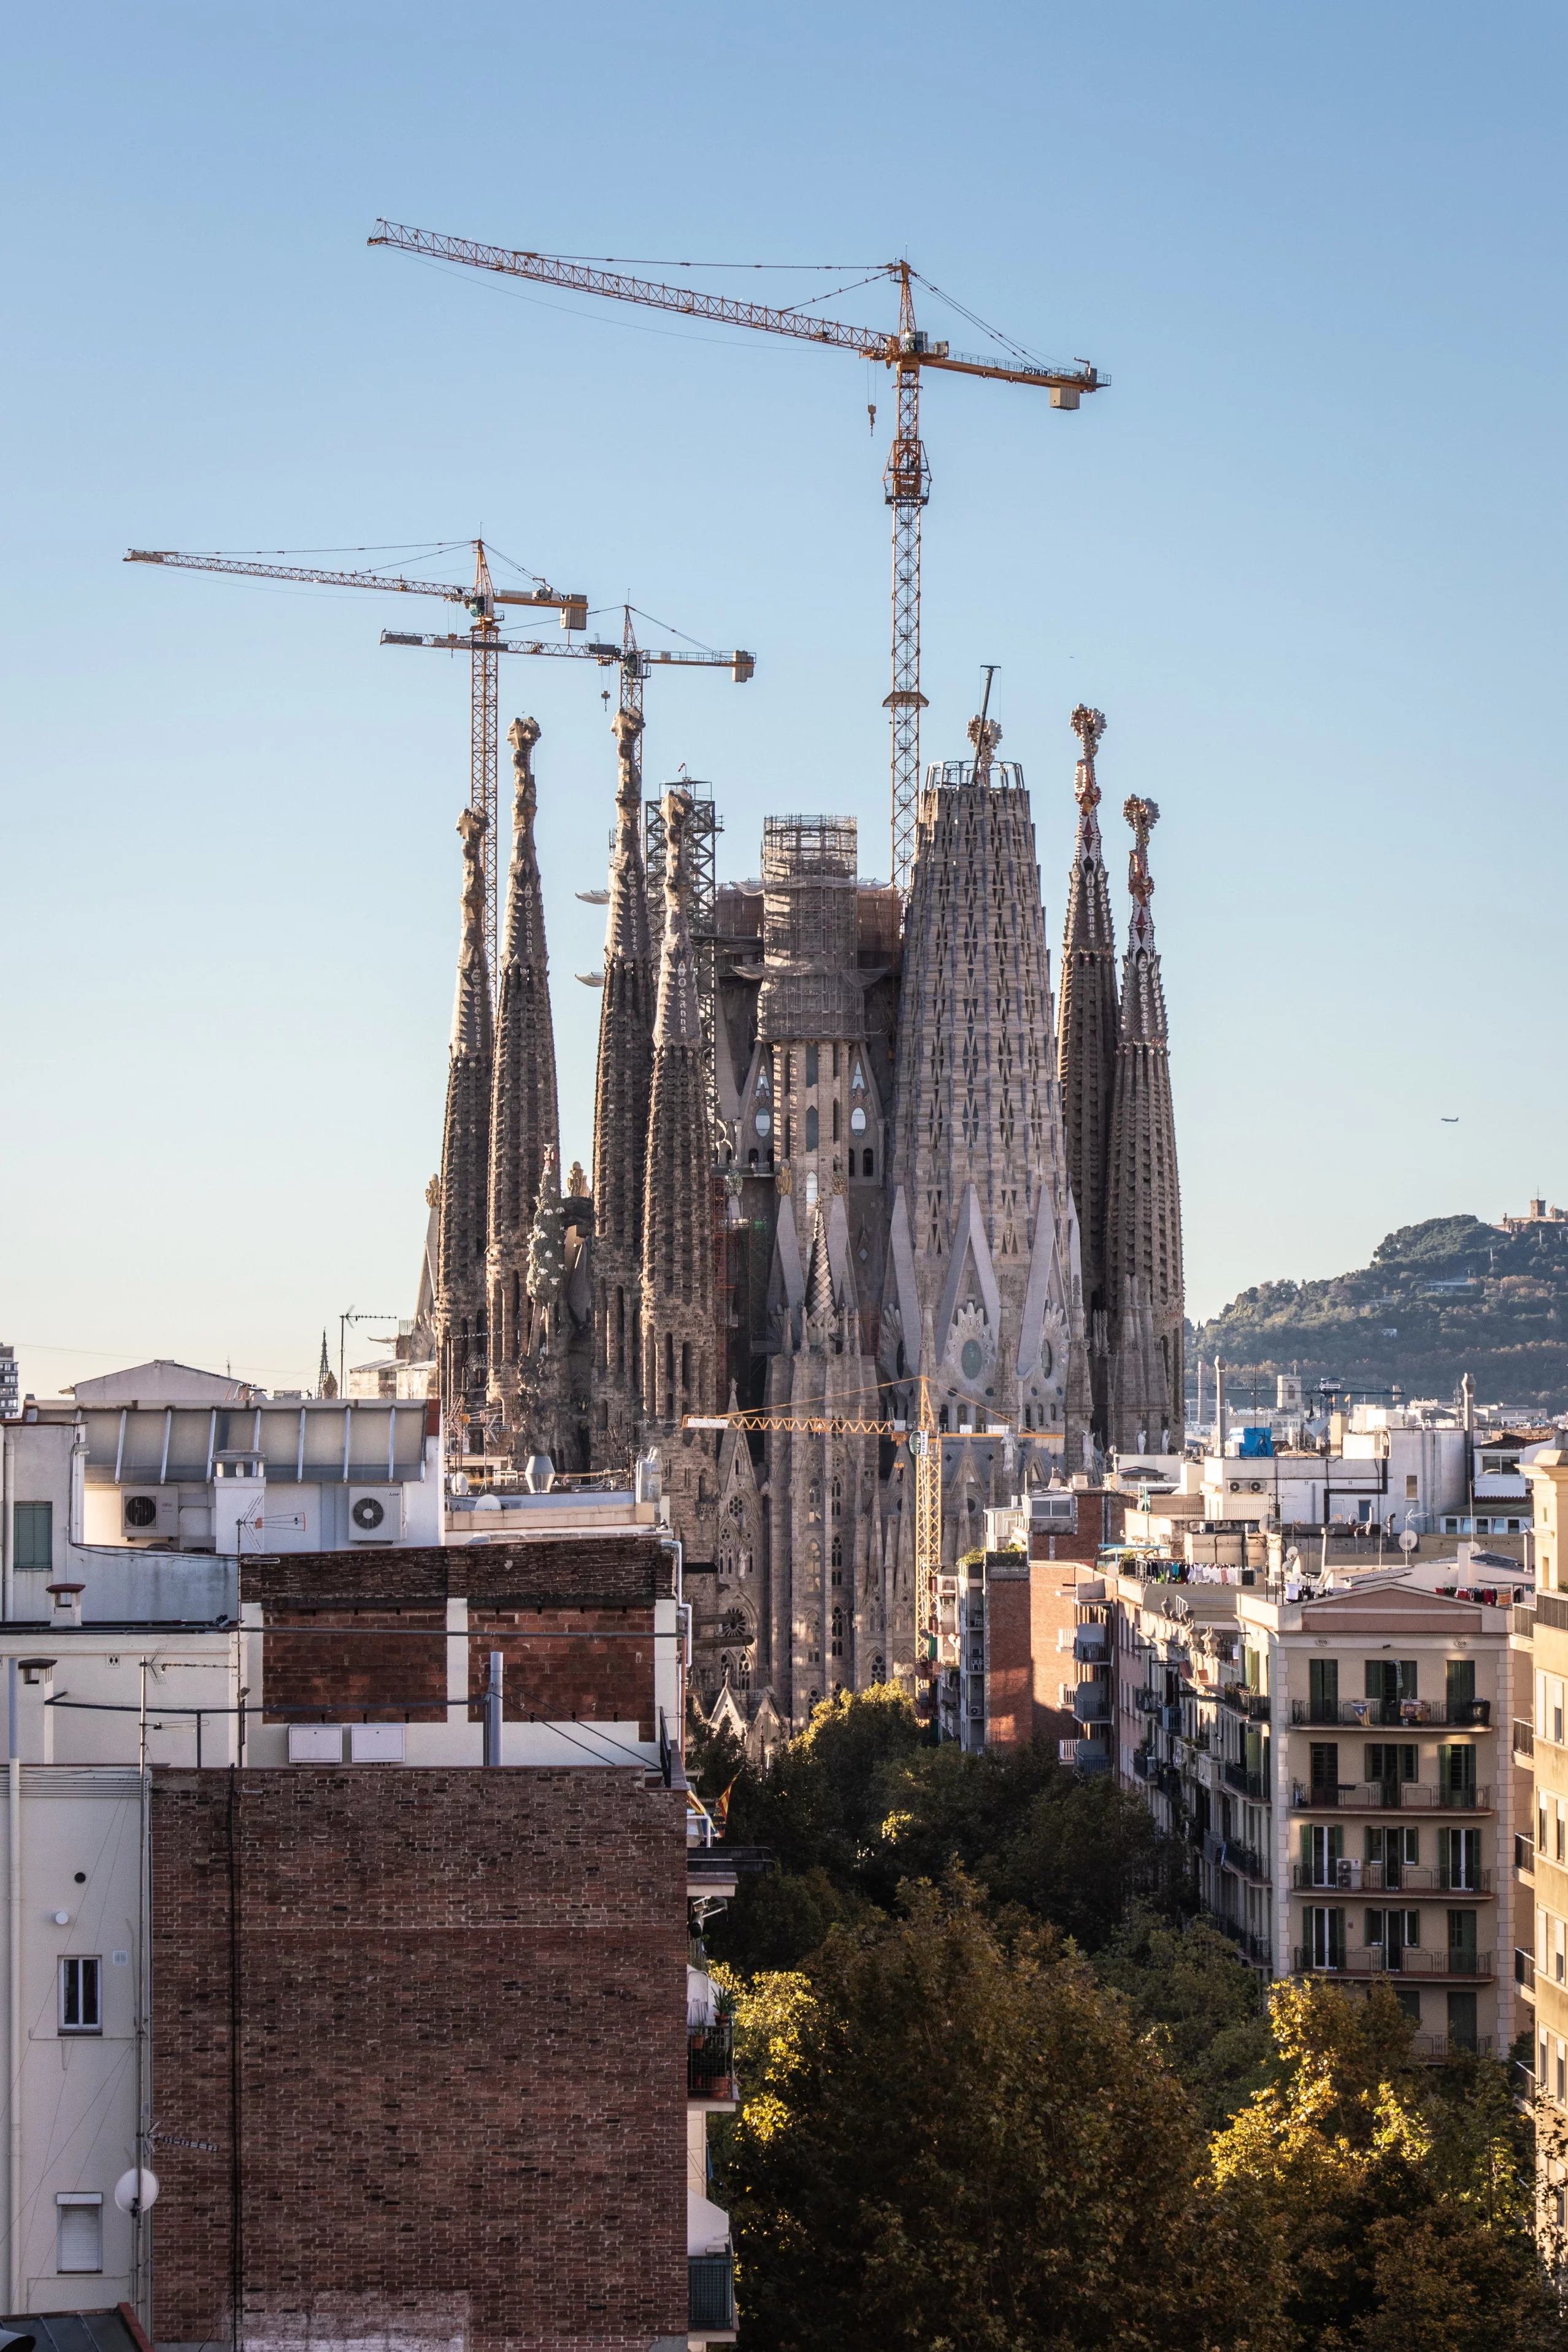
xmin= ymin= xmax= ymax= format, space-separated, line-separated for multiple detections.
xmin=147 ymin=1534 xmax=707 ymax=2352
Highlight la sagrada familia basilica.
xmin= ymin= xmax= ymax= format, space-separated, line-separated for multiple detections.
xmin=424 ymin=696 xmax=1183 ymax=1728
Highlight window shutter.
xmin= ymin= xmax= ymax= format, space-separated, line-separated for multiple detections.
xmin=58 ymin=2198 xmax=102 ymax=2272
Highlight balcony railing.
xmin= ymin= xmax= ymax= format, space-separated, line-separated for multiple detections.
xmin=689 ymin=2013 xmax=737 ymax=2102
xmin=1202 ymin=1909 xmax=1273 ymax=1967
xmin=1207 ymin=1832 xmax=1269 ymax=1881
xmin=1132 ymin=1686 xmax=1162 ymax=1713
xmin=1132 ymin=1747 xmax=1154 ymax=1781
xmin=1291 ymin=1782 xmax=1491 ymax=1813
xmin=1515 ymin=1832 xmax=1535 ymax=1875
xmin=1516 ymin=1948 xmax=1537 ymax=1990
xmin=1416 ymin=2034 xmax=1493 ymax=2061
xmin=1293 ymin=1947 xmax=1494 ymax=1980
xmin=1223 ymin=1761 xmax=1268 ymax=1800
xmin=689 ymin=2253 xmax=737 ymax=2335
xmin=1292 ymin=1862 xmax=1492 ymax=1894
xmin=1514 ymin=1719 xmax=1535 ymax=1759
xmin=1289 ymin=1698 xmax=1491 ymax=1729
xmin=1074 ymin=1685 xmax=1112 ymax=1723
xmin=1220 ymin=1684 xmax=1272 ymax=1722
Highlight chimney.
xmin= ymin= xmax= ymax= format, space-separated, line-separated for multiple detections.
xmin=46 ymin=1582 xmax=83 ymax=1628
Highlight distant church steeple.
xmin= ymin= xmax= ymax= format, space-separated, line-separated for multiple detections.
xmin=591 ymin=709 xmax=655 ymax=1459
xmin=640 ymin=786 xmax=715 ymax=1435
xmin=485 ymin=716 xmax=561 ymax=1449
xmin=435 ymin=806 xmax=494 ymax=1427
xmin=1056 ymin=705 xmax=1121 ymax=1443
xmin=1104 ymin=793 xmax=1185 ymax=1452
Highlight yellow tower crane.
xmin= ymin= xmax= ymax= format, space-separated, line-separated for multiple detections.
xmin=685 ymin=1376 xmax=943 ymax=1700
xmin=369 ymin=224 xmax=1106 ymax=897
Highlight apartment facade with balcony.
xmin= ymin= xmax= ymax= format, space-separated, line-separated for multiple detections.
xmin=1115 ymin=1565 xmax=1518 ymax=2053
xmin=1522 ymin=1449 xmax=1568 ymax=2237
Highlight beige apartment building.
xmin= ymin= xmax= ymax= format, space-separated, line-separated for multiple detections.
xmin=1523 ymin=1448 xmax=1568 ymax=2234
xmin=1118 ymin=1562 xmax=1516 ymax=2059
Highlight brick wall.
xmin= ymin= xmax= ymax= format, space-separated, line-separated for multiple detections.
xmin=469 ymin=1609 xmax=658 ymax=1738
xmin=242 ymin=1536 xmax=674 ymax=1612
xmin=983 ymin=1559 xmax=1033 ymax=1746
xmin=150 ymin=1766 xmax=687 ymax=2352
xmin=261 ymin=1609 xmax=447 ymax=1721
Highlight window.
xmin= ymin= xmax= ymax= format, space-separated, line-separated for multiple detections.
xmin=1309 ymin=1742 xmax=1339 ymax=1797
xmin=1366 ymin=1743 xmax=1418 ymax=1791
xmin=1366 ymin=1908 xmax=1420 ymax=1958
xmin=1438 ymin=1826 xmax=1482 ymax=1889
xmin=805 ymin=1044 xmax=818 ymax=1088
xmin=831 ymin=1098 xmax=840 ymax=1142
xmin=831 ymin=1607 xmax=844 ymax=1658
xmin=1307 ymin=1906 xmax=1344 ymax=1969
xmin=1302 ymin=1824 xmax=1342 ymax=1886
xmin=1560 ymin=2039 xmax=1567 ymax=2103
xmin=1559 ymin=1798 xmax=1567 ymax=1864
xmin=863 ymin=1149 xmax=874 ymax=1177
xmin=1446 ymin=1657 xmax=1476 ymax=1714
xmin=1447 ymin=1989 xmax=1478 ymax=2054
xmin=60 ymin=1957 xmax=101 ymax=2034
xmin=832 ymin=1043 xmax=840 ymax=1079
xmin=56 ymin=2194 xmax=102 ymax=2274
xmin=1437 ymin=1742 xmax=1477 ymax=1804
xmin=1405 ymin=1474 xmax=1418 ymax=1501
xmin=14 ymin=1501 xmax=52 ymax=1572
xmin=1309 ymin=1659 xmax=1339 ymax=1721
xmin=1365 ymin=1660 xmax=1418 ymax=1715
xmin=1447 ymin=1909 xmax=1477 ymax=1966
xmin=1394 ymin=1988 xmax=1421 ymax=2025
xmin=805 ymin=1106 xmax=819 ymax=1151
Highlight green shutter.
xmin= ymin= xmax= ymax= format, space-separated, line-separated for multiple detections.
xmin=13 ymin=1502 xmax=52 ymax=1572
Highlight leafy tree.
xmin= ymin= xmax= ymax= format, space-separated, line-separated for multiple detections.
xmin=1094 ymin=1904 xmax=1271 ymax=2127
xmin=1209 ymin=1978 xmax=1556 ymax=2351
xmin=723 ymin=1878 xmax=1264 ymax=2352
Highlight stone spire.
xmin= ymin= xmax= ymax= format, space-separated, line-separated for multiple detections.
xmin=1056 ymin=705 xmax=1121 ymax=1442
xmin=435 ymin=807 xmax=494 ymax=1429
xmin=640 ymin=786 xmax=715 ymax=1440
xmin=486 ymin=717 xmax=561 ymax=1445
xmin=591 ymin=709 xmax=655 ymax=1462
xmin=1103 ymin=794 xmax=1185 ymax=1453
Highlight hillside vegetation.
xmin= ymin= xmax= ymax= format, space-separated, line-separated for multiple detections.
xmin=1193 ymin=1214 xmax=1568 ymax=1411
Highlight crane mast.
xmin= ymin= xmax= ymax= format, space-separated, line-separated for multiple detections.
xmin=370 ymin=221 xmax=1105 ymax=897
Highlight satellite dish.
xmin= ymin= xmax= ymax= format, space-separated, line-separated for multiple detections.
xmin=1399 ymin=1528 xmax=1419 ymax=1553
xmin=0 ymin=2326 xmax=37 ymax=2352
xmin=115 ymin=2166 xmax=159 ymax=2215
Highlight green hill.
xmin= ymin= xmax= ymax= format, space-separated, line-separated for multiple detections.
xmin=1191 ymin=1213 xmax=1568 ymax=1412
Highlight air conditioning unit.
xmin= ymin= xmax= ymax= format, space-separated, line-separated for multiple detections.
xmin=348 ymin=1486 xmax=403 ymax=1541
xmin=121 ymin=1489 xmax=178 ymax=1540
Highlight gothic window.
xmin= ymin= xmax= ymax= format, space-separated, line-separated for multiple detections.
xmin=863 ymin=1150 xmax=874 ymax=1178
xmin=831 ymin=1478 xmax=842 ymax=1518
xmin=722 ymin=1609 xmax=747 ymax=1637
xmin=806 ymin=1043 xmax=818 ymax=1087
xmin=729 ymin=1494 xmax=744 ymax=1519
xmin=682 ymin=1341 xmax=693 ymax=1392
xmin=832 ymin=1099 xmax=840 ymax=1142
xmin=831 ymin=1608 xmax=844 ymax=1657
xmin=805 ymin=1107 xmax=819 ymax=1151
xmin=832 ymin=1043 xmax=841 ymax=1078
xmin=871 ymin=1653 xmax=885 ymax=1684
xmin=739 ymin=1658 xmax=751 ymax=1689
xmin=755 ymin=1058 xmax=771 ymax=1097
xmin=785 ymin=1053 xmax=793 ymax=1091
xmin=831 ymin=1535 xmax=842 ymax=1570
xmin=850 ymin=1104 xmax=867 ymax=1136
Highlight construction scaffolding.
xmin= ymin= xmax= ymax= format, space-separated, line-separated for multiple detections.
xmin=758 ymin=815 xmax=864 ymax=1045
xmin=645 ymin=791 xmax=722 ymax=1137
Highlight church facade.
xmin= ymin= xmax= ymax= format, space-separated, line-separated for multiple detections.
xmin=430 ymin=699 xmax=1182 ymax=1728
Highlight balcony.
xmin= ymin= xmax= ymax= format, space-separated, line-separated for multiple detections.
xmin=1202 ymin=1910 xmax=1273 ymax=1967
xmin=690 ymin=2254 xmax=737 ymax=2336
xmin=689 ymin=2012 xmax=737 ymax=2104
xmin=1220 ymin=1684 xmax=1272 ymax=1723
xmin=1161 ymin=1702 xmax=1183 ymax=1734
xmin=1516 ymin=1948 xmax=1537 ymax=1991
xmin=1416 ymin=2034 xmax=1494 ymax=2061
xmin=1293 ymin=1947 xmax=1494 ymax=1980
xmin=1207 ymin=1832 xmax=1269 ymax=1881
xmin=1073 ymin=1628 xmax=1109 ymax=1662
xmin=1132 ymin=1686 xmax=1162 ymax=1713
xmin=1515 ymin=1832 xmax=1535 ymax=1877
xmin=1291 ymin=1862 xmax=1493 ymax=1894
xmin=1223 ymin=1760 xmax=1268 ymax=1801
xmin=1289 ymin=1698 xmax=1491 ymax=1729
xmin=1074 ymin=1684 xmax=1112 ymax=1724
xmin=1514 ymin=1720 xmax=1535 ymax=1759
xmin=1132 ymin=1747 xmax=1155 ymax=1781
xmin=1291 ymin=1782 xmax=1492 ymax=1814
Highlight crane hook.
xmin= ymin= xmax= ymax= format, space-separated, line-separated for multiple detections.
xmin=867 ymin=401 xmax=877 ymax=436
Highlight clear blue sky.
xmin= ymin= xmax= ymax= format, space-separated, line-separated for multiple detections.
xmin=4 ymin=1 xmax=1564 ymax=1398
